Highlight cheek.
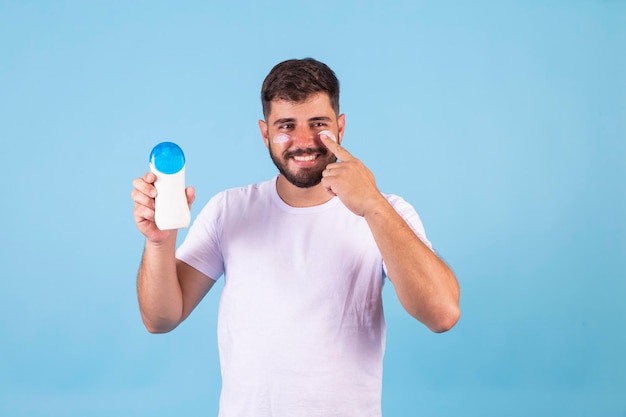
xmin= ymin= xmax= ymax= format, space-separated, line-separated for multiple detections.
xmin=318 ymin=130 xmax=337 ymax=142
xmin=272 ymin=133 xmax=290 ymax=144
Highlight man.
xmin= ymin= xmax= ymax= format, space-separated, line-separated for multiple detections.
xmin=131 ymin=58 xmax=460 ymax=416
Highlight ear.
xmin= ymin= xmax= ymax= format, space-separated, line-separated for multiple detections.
xmin=337 ymin=113 xmax=346 ymax=145
xmin=258 ymin=119 xmax=269 ymax=148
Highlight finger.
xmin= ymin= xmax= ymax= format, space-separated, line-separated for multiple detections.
xmin=321 ymin=177 xmax=337 ymax=197
xmin=185 ymin=186 xmax=196 ymax=208
xmin=143 ymin=171 xmax=156 ymax=183
xmin=133 ymin=176 xmax=157 ymax=198
xmin=131 ymin=188 xmax=155 ymax=210
xmin=318 ymin=130 xmax=337 ymax=143
xmin=320 ymin=133 xmax=354 ymax=161
xmin=134 ymin=202 xmax=156 ymax=223
xmin=322 ymin=166 xmax=334 ymax=177
xmin=324 ymin=161 xmax=345 ymax=172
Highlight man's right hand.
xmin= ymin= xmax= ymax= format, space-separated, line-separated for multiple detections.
xmin=131 ymin=172 xmax=195 ymax=243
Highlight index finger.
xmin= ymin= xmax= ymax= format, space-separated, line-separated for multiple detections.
xmin=143 ymin=171 xmax=156 ymax=183
xmin=133 ymin=173 xmax=156 ymax=198
xmin=320 ymin=133 xmax=354 ymax=161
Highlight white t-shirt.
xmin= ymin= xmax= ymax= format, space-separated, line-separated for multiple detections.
xmin=176 ymin=176 xmax=431 ymax=417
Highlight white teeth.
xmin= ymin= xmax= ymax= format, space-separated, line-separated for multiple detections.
xmin=294 ymin=155 xmax=316 ymax=162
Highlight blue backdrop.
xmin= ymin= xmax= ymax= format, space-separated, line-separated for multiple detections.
xmin=1 ymin=1 xmax=624 ymax=416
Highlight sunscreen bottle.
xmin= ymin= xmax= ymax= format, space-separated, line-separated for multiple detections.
xmin=149 ymin=142 xmax=190 ymax=230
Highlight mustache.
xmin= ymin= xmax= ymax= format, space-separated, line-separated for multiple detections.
xmin=283 ymin=147 xmax=328 ymax=159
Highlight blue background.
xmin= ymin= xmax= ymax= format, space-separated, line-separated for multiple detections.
xmin=1 ymin=1 xmax=624 ymax=416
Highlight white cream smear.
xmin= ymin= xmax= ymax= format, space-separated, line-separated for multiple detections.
xmin=272 ymin=133 xmax=290 ymax=144
xmin=318 ymin=130 xmax=337 ymax=142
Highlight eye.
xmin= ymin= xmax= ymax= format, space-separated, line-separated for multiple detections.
xmin=279 ymin=123 xmax=294 ymax=130
xmin=312 ymin=122 xmax=327 ymax=128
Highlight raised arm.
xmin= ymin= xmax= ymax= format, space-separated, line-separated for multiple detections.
xmin=319 ymin=134 xmax=460 ymax=332
xmin=131 ymin=172 xmax=215 ymax=333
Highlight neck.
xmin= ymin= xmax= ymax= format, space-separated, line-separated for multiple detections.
xmin=275 ymin=175 xmax=334 ymax=208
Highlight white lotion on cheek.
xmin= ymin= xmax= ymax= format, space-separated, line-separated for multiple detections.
xmin=272 ymin=133 xmax=290 ymax=144
xmin=318 ymin=130 xmax=337 ymax=142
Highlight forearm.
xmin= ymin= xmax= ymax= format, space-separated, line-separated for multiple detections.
xmin=364 ymin=198 xmax=460 ymax=332
xmin=137 ymin=233 xmax=184 ymax=333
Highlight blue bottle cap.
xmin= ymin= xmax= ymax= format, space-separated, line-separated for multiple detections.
xmin=149 ymin=142 xmax=186 ymax=174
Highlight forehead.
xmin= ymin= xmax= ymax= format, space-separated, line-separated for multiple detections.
xmin=267 ymin=92 xmax=335 ymax=122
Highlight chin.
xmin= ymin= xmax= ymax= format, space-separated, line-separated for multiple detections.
xmin=284 ymin=171 xmax=323 ymax=188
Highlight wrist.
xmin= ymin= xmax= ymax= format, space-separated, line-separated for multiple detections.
xmin=146 ymin=230 xmax=177 ymax=250
xmin=362 ymin=193 xmax=391 ymax=219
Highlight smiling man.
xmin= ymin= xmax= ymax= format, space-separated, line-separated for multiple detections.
xmin=131 ymin=58 xmax=460 ymax=417
xmin=265 ymin=96 xmax=338 ymax=189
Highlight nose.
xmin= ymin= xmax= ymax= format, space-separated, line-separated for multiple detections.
xmin=291 ymin=126 xmax=319 ymax=148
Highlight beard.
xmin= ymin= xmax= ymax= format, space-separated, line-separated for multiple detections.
xmin=269 ymin=146 xmax=337 ymax=188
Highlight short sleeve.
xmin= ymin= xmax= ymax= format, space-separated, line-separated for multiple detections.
xmin=382 ymin=194 xmax=433 ymax=278
xmin=176 ymin=192 xmax=226 ymax=281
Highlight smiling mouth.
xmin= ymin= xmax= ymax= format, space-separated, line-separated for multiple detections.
xmin=293 ymin=154 xmax=317 ymax=162
xmin=285 ymin=148 xmax=326 ymax=162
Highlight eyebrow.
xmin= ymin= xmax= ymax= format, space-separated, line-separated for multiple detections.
xmin=309 ymin=116 xmax=332 ymax=123
xmin=272 ymin=116 xmax=332 ymax=126
xmin=273 ymin=118 xmax=296 ymax=126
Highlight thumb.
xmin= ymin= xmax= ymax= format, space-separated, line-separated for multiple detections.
xmin=185 ymin=186 xmax=196 ymax=208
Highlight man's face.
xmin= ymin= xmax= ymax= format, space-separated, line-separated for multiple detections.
xmin=259 ymin=92 xmax=345 ymax=188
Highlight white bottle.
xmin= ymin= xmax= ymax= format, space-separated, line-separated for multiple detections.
xmin=149 ymin=142 xmax=191 ymax=230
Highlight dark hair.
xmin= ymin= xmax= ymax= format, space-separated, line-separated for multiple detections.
xmin=261 ymin=58 xmax=340 ymax=119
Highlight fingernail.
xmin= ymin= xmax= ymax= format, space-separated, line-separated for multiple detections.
xmin=318 ymin=130 xmax=337 ymax=142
